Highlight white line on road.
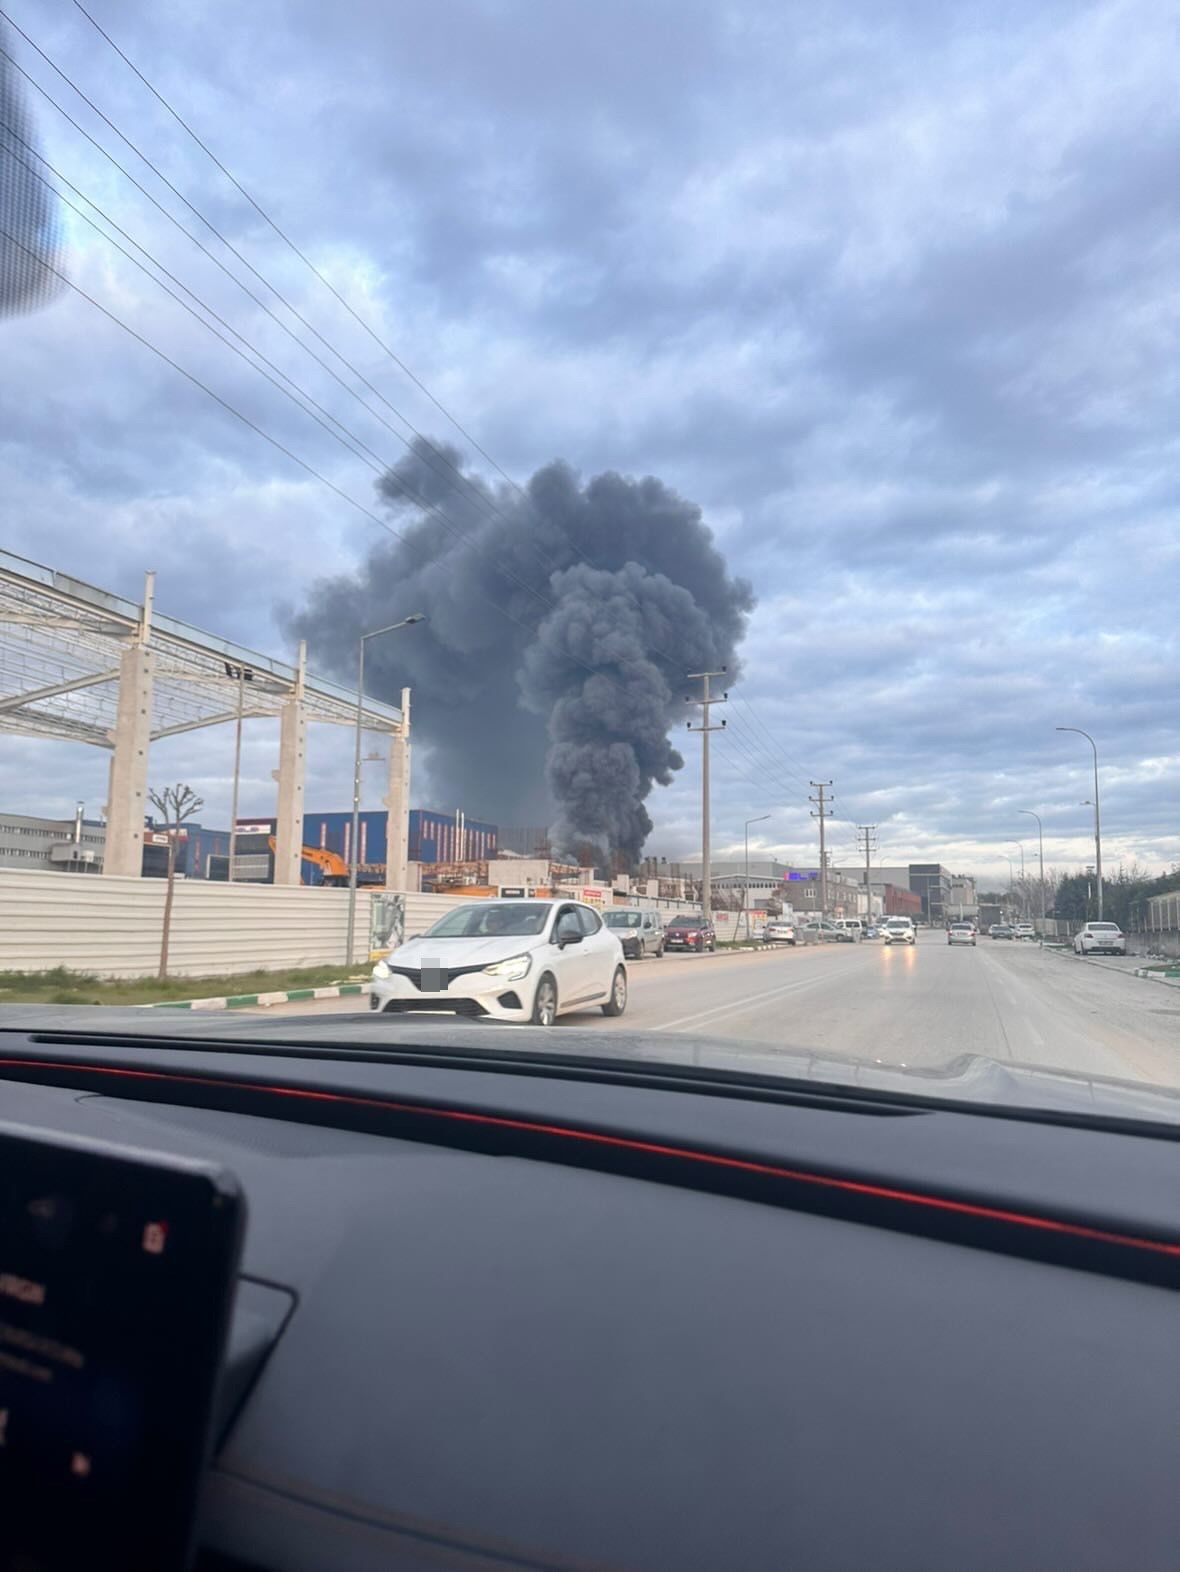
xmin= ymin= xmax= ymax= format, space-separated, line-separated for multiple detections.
xmin=650 ymin=968 xmax=842 ymax=1034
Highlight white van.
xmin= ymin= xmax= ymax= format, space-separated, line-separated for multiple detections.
xmin=832 ymin=919 xmax=864 ymax=941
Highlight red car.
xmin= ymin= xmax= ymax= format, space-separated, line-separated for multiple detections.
xmin=664 ymin=915 xmax=717 ymax=952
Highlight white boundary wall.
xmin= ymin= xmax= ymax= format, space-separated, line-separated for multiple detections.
xmin=0 ymin=871 xmax=706 ymax=978
xmin=0 ymin=869 xmax=395 ymax=978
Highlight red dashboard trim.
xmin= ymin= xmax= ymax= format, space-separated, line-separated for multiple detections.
xmin=3 ymin=1055 xmax=1178 ymax=1261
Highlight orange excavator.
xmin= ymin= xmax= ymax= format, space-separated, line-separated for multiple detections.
xmin=268 ymin=836 xmax=350 ymax=887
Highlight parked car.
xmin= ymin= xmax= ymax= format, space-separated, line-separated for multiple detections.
xmin=1014 ymin=922 xmax=1037 ymax=941
xmin=989 ymin=924 xmax=1015 ymax=939
xmin=881 ymin=917 xmax=916 ymax=946
xmin=370 ymin=899 xmax=626 ymax=1025
xmin=864 ymin=923 xmax=879 ymax=939
xmin=1073 ymin=922 xmax=1127 ymax=957
xmin=603 ymin=908 xmax=666 ymax=959
xmin=832 ymin=919 xmax=864 ymax=942
xmin=665 ymin=915 xmax=717 ymax=952
xmin=801 ymin=919 xmax=843 ymax=943
xmin=762 ymin=919 xmax=798 ymax=946
xmin=947 ymin=922 xmax=977 ymax=947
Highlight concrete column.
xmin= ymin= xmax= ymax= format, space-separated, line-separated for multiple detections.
xmin=384 ymin=686 xmax=411 ymax=891
xmin=272 ymin=640 xmax=306 ymax=886
xmin=103 ymin=642 xmax=154 ymax=877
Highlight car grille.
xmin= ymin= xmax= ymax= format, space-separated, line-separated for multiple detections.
xmin=385 ymin=963 xmax=487 ymax=991
xmin=379 ymin=998 xmax=488 ymax=1017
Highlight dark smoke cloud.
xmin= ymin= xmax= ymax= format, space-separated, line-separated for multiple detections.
xmin=0 ymin=24 xmax=66 ymax=319
xmin=285 ymin=440 xmax=752 ymax=862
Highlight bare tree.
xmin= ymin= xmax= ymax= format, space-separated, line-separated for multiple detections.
xmin=149 ymin=783 xmax=204 ymax=979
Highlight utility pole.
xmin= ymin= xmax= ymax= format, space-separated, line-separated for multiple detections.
xmin=810 ymin=782 xmax=833 ymax=918
xmin=857 ymin=824 xmax=877 ymax=920
xmin=687 ymin=670 xmax=727 ymax=925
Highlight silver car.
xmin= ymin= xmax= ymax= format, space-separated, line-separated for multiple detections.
xmin=762 ymin=919 xmax=798 ymax=946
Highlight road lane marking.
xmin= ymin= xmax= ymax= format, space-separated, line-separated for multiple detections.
xmin=650 ymin=968 xmax=846 ymax=1033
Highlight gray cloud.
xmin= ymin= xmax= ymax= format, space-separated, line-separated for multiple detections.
xmin=0 ymin=0 xmax=1175 ymax=881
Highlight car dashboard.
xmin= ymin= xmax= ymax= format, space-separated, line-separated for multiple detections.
xmin=0 ymin=1017 xmax=1176 ymax=1571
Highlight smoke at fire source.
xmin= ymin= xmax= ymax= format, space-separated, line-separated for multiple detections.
xmin=286 ymin=439 xmax=753 ymax=864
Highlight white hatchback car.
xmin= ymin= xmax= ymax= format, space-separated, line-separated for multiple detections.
xmin=1073 ymin=922 xmax=1127 ymax=957
xmin=370 ymin=899 xmax=627 ymax=1025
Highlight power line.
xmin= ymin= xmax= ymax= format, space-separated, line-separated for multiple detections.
xmin=0 ymin=219 xmax=572 ymax=662
xmin=0 ymin=49 xmax=652 ymax=655
xmin=10 ymin=8 xmax=808 ymax=761
xmin=70 ymin=0 xmax=540 ymax=510
xmin=58 ymin=2 xmax=765 ymax=648
xmin=7 ymin=7 xmax=850 ymax=854
xmin=0 ymin=11 xmax=565 ymax=569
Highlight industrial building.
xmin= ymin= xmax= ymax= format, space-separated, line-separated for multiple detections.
xmin=0 ymin=809 xmax=106 ymax=873
xmin=0 ymin=808 xmax=230 ymax=879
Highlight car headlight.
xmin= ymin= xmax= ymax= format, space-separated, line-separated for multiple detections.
xmin=372 ymin=959 xmax=391 ymax=979
xmin=482 ymin=953 xmax=532 ymax=981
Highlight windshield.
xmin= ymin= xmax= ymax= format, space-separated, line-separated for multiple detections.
xmin=421 ymin=904 xmax=552 ymax=939
xmin=1 ymin=1 xmax=1178 ymax=1131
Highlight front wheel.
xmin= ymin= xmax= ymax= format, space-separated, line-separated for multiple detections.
xmin=530 ymin=974 xmax=558 ymax=1026
xmin=601 ymin=966 xmax=628 ymax=1017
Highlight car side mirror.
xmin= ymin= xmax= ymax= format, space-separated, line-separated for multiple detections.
xmin=557 ymin=928 xmax=583 ymax=948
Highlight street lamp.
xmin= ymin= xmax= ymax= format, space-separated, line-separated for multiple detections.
xmin=1020 ymin=809 xmax=1045 ymax=924
xmin=743 ymin=814 xmax=771 ymax=940
xmin=1056 ymin=727 xmax=1103 ymax=920
xmin=346 ymin=614 xmax=425 ymax=965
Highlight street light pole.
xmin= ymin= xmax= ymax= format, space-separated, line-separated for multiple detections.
xmin=743 ymin=814 xmax=771 ymax=940
xmin=346 ymin=615 xmax=425 ymax=966
xmin=227 ymin=663 xmax=246 ymax=881
xmin=1020 ymin=809 xmax=1045 ymax=923
xmin=1056 ymin=727 xmax=1103 ymax=920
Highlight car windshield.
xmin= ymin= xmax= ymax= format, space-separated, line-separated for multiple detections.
xmin=1 ymin=1 xmax=1177 ymax=1133
xmin=421 ymin=903 xmax=552 ymax=939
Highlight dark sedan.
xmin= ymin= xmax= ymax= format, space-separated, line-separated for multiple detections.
xmin=664 ymin=915 xmax=717 ymax=952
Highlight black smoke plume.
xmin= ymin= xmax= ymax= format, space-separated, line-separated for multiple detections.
xmin=0 ymin=23 xmax=65 ymax=318
xmin=286 ymin=441 xmax=752 ymax=865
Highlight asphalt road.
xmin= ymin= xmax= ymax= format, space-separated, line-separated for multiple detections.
xmin=254 ymin=935 xmax=1180 ymax=1091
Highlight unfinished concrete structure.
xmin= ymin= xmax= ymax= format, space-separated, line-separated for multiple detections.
xmin=0 ymin=549 xmax=410 ymax=884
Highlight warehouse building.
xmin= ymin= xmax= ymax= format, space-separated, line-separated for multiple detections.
xmin=0 ymin=808 xmax=229 ymax=878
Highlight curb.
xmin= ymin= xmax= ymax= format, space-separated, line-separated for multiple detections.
xmin=148 ymin=982 xmax=370 ymax=1012
xmin=1134 ymin=967 xmax=1180 ymax=987
xmin=1044 ymin=948 xmax=1180 ymax=986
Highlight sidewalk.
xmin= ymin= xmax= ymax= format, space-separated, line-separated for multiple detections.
xmin=1044 ymin=947 xmax=1180 ymax=988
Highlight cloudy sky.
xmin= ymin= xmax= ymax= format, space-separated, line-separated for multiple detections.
xmin=2 ymin=0 xmax=1177 ymax=885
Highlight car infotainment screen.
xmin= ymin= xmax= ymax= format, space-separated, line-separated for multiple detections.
xmin=0 ymin=1120 xmax=244 ymax=1571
